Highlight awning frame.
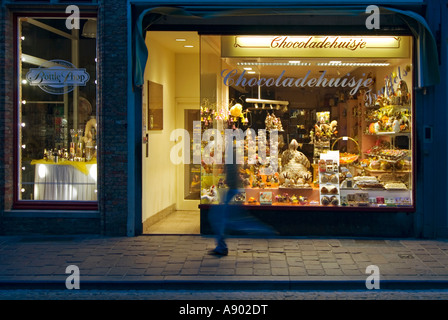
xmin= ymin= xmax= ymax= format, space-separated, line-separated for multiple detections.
xmin=133 ymin=5 xmax=440 ymax=89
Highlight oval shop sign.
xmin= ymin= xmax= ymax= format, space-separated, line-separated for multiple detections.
xmin=26 ymin=59 xmax=90 ymax=95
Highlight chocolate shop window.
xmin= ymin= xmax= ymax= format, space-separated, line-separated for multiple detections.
xmin=198 ymin=35 xmax=414 ymax=209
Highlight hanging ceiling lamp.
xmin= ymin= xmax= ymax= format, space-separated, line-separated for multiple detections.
xmin=82 ymin=19 xmax=97 ymax=38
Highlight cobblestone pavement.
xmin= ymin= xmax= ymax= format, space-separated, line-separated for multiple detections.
xmin=1 ymin=235 xmax=448 ymax=290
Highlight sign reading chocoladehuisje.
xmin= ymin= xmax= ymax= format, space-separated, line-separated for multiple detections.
xmin=221 ymin=69 xmax=374 ymax=96
xmin=222 ymin=36 xmax=410 ymax=58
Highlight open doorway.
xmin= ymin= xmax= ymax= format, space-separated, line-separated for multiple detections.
xmin=142 ymin=31 xmax=200 ymax=234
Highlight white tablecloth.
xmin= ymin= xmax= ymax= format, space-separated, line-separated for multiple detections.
xmin=33 ymin=163 xmax=97 ymax=201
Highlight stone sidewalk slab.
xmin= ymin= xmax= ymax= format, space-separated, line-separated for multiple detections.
xmin=1 ymin=235 xmax=448 ymax=290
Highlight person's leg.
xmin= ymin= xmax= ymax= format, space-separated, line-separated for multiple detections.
xmin=208 ymin=190 xmax=234 ymax=255
xmin=225 ymin=192 xmax=277 ymax=236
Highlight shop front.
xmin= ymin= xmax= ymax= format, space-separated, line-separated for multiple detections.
xmin=0 ymin=0 xmax=446 ymax=238
xmin=133 ymin=2 xmax=445 ymax=238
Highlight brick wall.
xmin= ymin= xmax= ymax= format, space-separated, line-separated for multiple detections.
xmin=0 ymin=4 xmax=4 ymax=223
xmin=97 ymin=0 xmax=129 ymax=236
xmin=0 ymin=7 xmax=14 ymax=215
xmin=2 ymin=216 xmax=101 ymax=235
xmin=0 ymin=5 xmax=4 ymax=234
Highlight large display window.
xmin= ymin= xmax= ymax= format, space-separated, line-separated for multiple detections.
xmin=199 ymin=35 xmax=414 ymax=209
xmin=15 ymin=16 xmax=98 ymax=206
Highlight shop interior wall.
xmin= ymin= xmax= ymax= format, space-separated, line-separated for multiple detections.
xmin=176 ymin=53 xmax=200 ymax=101
xmin=142 ymin=35 xmax=200 ymax=222
xmin=143 ymin=35 xmax=176 ymax=222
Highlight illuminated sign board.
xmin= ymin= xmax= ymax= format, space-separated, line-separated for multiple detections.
xmin=221 ymin=36 xmax=411 ymax=58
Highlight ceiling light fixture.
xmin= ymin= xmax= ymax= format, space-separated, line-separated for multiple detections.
xmin=317 ymin=62 xmax=390 ymax=67
xmin=244 ymin=70 xmax=290 ymax=108
xmin=246 ymin=98 xmax=289 ymax=106
xmin=238 ymin=62 xmax=311 ymax=66
xmin=82 ymin=19 xmax=97 ymax=38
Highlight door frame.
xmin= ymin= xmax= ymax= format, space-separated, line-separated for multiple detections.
xmin=175 ymin=98 xmax=200 ymax=211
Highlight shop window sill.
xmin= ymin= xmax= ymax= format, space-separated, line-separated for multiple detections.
xmin=4 ymin=209 xmax=100 ymax=218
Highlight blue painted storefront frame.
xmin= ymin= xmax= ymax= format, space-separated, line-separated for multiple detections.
xmin=126 ymin=0 xmax=447 ymax=237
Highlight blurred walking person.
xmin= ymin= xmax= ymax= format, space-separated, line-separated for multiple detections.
xmin=208 ymin=137 xmax=276 ymax=256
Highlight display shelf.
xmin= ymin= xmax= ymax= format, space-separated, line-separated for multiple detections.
xmin=340 ymin=188 xmax=412 ymax=207
xmin=382 ymin=104 xmax=411 ymax=109
xmin=351 ymin=165 xmax=411 ymax=174
xmin=318 ymin=152 xmax=340 ymax=206
xmin=198 ymin=201 xmax=415 ymax=211
xmin=278 ymin=186 xmax=313 ymax=190
xmin=365 ymin=131 xmax=411 ymax=136
xmin=363 ymin=153 xmax=410 ymax=162
xmin=340 ymin=189 xmax=412 ymax=195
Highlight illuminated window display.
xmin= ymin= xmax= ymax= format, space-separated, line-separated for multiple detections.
xmin=17 ymin=17 xmax=98 ymax=202
xmin=199 ymin=35 xmax=414 ymax=209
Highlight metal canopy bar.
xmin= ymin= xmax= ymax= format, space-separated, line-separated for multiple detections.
xmin=24 ymin=18 xmax=78 ymax=40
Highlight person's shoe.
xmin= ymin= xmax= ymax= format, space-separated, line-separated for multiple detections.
xmin=208 ymin=248 xmax=228 ymax=256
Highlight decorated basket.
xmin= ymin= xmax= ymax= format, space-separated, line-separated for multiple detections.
xmin=331 ymin=136 xmax=360 ymax=165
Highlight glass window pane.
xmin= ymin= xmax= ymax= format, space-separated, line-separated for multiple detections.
xmin=200 ymin=35 xmax=414 ymax=209
xmin=18 ymin=17 xmax=97 ymax=202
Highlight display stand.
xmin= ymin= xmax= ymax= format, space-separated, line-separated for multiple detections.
xmin=313 ymin=140 xmax=330 ymax=164
xmin=318 ymin=151 xmax=340 ymax=206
